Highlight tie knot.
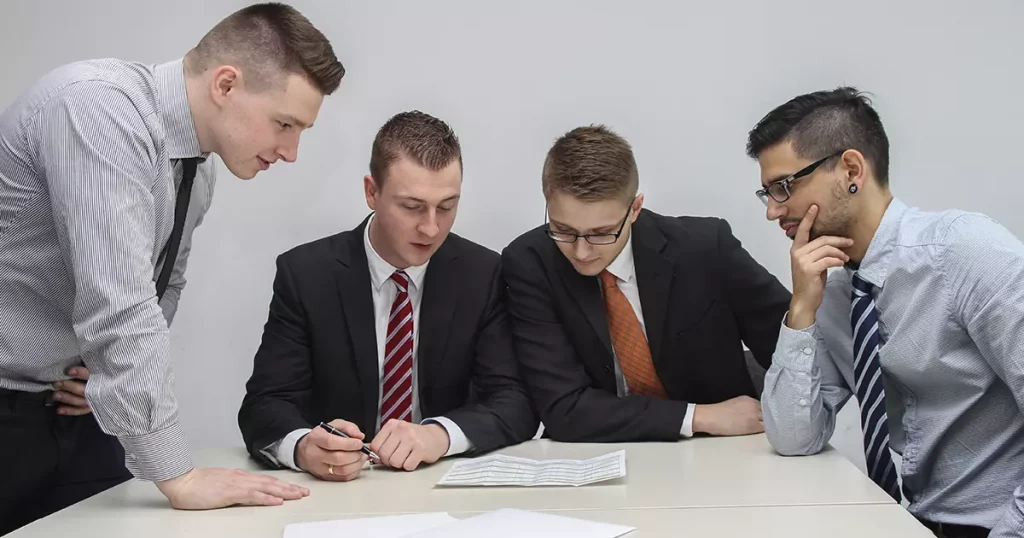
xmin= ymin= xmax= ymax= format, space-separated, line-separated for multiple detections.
xmin=600 ymin=270 xmax=619 ymax=289
xmin=851 ymin=272 xmax=874 ymax=298
xmin=390 ymin=271 xmax=410 ymax=293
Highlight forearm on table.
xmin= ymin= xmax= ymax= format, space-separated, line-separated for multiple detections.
xmin=761 ymin=321 xmax=847 ymax=456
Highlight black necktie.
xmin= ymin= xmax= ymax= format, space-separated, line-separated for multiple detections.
xmin=155 ymin=158 xmax=199 ymax=301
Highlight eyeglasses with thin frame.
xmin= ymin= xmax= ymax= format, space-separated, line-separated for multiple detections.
xmin=755 ymin=150 xmax=844 ymax=206
xmin=545 ymin=206 xmax=632 ymax=245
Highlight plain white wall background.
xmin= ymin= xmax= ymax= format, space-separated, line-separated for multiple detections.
xmin=3 ymin=0 xmax=1023 ymax=474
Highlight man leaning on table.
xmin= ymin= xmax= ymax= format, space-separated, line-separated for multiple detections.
xmin=238 ymin=110 xmax=539 ymax=481
xmin=749 ymin=87 xmax=1024 ymax=538
xmin=0 ymin=3 xmax=345 ymax=534
xmin=501 ymin=124 xmax=792 ymax=443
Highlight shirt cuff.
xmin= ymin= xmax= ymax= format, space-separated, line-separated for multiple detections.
xmin=680 ymin=403 xmax=696 ymax=437
xmin=773 ymin=314 xmax=819 ymax=373
xmin=423 ymin=416 xmax=473 ymax=457
xmin=265 ymin=428 xmax=312 ymax=472
xmin=120 ymin=422 xmax=194 ymax=482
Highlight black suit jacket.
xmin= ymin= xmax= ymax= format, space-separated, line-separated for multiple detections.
xmin=501 ymin=209 xmax=791 ymax=442
xmin=239 ymin=216 xmax=538 ymax=467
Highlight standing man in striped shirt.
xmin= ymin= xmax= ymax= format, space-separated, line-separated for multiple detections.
xmin=750 ymin=87 xmax=1024 ymax=538
xmin=0 ymin=3 xmax=344 ymax=534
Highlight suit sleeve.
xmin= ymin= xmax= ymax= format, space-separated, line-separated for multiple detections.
xmin=440 ymin=260 xmax=540 ymax=454
xmin=715 ymin=219 xmax=792 ymax=369
xmin=503 ymin=245 xmax=689 ymax=442
xmin=238 ymin=254 xmax=315 ymax=466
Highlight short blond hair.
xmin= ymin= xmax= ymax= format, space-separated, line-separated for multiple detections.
xmin=542 ymin=124 xmax=638 ymax=202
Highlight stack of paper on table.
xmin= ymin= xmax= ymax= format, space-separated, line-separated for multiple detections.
xmin=282 ymin=509 xmax=635 ymax=538
xmin=436 ymin=449 xmax=626 ymax=487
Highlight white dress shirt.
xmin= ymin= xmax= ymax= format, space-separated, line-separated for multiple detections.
xmin=269 ymin=215 xmax=472 ymax=471
xmin=601 ymin=234 xmax=696 ymax=437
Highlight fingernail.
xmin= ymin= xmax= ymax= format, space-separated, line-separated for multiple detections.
xmin=54 ymin=381 xmax=63 ymax=389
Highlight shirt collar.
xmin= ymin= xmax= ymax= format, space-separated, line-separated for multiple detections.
xmin=363 ymin=214 xmax=429 ymax=292
xmin=851 ymin=197 xmax=908 ymax=288
xmin=603 ymin=232 xmax=636 ymax=284
xmin=155 ymin=59 xmax=205 ymax=160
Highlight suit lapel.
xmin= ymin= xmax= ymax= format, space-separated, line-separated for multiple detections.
xmin=333 ymin=218 xmax=381 ymax=432
xmin=557 ymin=253 xmax=613 ymax=356
xmin=417 ymin=240 xmax=458 ymax=415
xmin=632 ymin=211 xmax=674 ymax=365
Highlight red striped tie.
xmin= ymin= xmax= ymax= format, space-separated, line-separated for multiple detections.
xmin=380 ymin=271 xmax=414 ymax=425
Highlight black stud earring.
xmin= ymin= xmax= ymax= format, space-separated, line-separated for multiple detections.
xmin=849 ymin=184 xmax=858 ymax=194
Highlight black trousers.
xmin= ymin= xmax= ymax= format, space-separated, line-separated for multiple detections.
xmin=917 ymin=517 xmax=991 ymax=538
xmin=0 ymin=388 xmax=132 ymax=536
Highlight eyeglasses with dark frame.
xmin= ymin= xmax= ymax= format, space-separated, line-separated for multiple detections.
xmin=755 ymin=150 xmax=844 ymax=206
xmin=545 ymin=206 xmax=632 ymax=245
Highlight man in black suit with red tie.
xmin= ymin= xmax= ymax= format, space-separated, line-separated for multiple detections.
xmin=238 ymin=111 xmax=537 ymax=481
xmin=502 ymin=125 xmax=791 ymax=443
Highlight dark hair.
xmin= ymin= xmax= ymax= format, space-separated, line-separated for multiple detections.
xmin=746 ymin=87 xmax=890 ymax=187
xmin=369 ymin=111 xmax=462 ymax=187
xmin=186 ymin=2 xmax=344 ymax=95
xmin=542 ymin=124 xmax=638 ymax=202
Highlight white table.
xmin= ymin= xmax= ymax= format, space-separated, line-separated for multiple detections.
xmin=10 ymin=435 xmax=927 ymax=537
xmin=13 ymin=505 xmax=933 ymax=537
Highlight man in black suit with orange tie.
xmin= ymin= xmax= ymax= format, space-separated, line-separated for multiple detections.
xmin=502 ymin=125 xmax=791 ymax=443
xmin=238 ymin=111 xmax=538 ymax=481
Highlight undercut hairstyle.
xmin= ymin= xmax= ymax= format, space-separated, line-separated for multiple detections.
xmin=369 ymin=111 xmax=463 ymax=188
xmin=542 ymin=125 xmax=639 ymax=203
xmin=746 ymin=87 xmax=891 ymax=187
xmin=185 ymin=2 xmax=344 ymax=95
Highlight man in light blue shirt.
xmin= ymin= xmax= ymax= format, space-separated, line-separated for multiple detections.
xmin=747 ymin=87 xmax=1024 ymax=538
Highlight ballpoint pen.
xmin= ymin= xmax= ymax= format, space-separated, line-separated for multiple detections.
xmin=318 ymin=421 xmax=380 ymax=460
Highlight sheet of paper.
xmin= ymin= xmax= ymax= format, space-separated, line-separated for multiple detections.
xmin=282 ymin=512 xmax=457 ymax=538
xmin=436 ymin=450 xmax=626 ymax=487
xmin=403 ymin=508 xmax=635 ymax=538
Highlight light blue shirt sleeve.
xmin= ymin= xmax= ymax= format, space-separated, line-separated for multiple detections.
xmin=761 ymin=315 xmax=853 ymax=456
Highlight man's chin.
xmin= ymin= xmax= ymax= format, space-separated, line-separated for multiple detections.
xmin=402 ymin=249 xmax=435 ymax=267
xmin=223 ymin=162 xmax=259 ymax=180
xmin=572 ymin=262 xmax=605 ymax=277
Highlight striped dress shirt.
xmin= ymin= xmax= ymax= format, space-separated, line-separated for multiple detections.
xmin=762 ymin=198 xmax=1024 ymax=536
xmin=0 ymin=58 xmax=216 ymax=482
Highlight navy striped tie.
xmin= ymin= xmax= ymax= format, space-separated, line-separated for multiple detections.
xmin=850 ymin=273 xmax=902 ymax=502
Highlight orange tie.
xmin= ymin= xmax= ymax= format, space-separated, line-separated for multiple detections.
xmin=600 ymin=270 xmax=667 ymax=398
